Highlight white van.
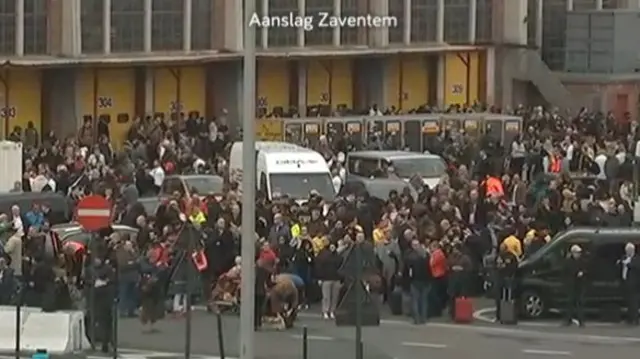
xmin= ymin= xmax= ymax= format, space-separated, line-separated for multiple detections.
xmin=346 ymin=150 xmax=447 ymax=189
xmin=229 ymin=141 xmax=336 ymax=202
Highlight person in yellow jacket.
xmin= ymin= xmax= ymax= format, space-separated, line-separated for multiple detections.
xmin=502 ymin=234 xmax=523 ymax=258
xmin=189 ymin=207 xmax=207 ymax=225
xmin=372 ymin=217 xmax=391 ymax=246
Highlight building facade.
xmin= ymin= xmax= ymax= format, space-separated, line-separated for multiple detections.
xmin=0 ymin=0 xmax=632 ymax=145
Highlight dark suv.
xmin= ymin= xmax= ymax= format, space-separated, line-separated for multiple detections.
xmin=517 ymin=227 xmax=640 ymax=319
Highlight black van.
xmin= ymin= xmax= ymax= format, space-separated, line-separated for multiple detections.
xmin=518 ymin=227 xmax=640 ymax=319
xmin=0 ymin=192 xmax=74 ymax=225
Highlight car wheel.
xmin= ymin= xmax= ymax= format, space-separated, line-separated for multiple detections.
xmin=521 ymin=290 xmax=545 ymax=319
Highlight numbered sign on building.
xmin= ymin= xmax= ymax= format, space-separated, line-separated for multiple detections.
xmin=320 ymin=92 xmax=329 ymax=103
xmin=452 ymin=84 xmax=464 ymax=94
xmin=0 ymin=106 xmax=16 ymax=118
xmin=97 ymin=96 xmax=113 ymax=109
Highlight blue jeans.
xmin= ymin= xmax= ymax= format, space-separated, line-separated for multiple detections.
xmin=410 ymin=281 xmax=431 ymax=324
xmin=118 ymin=279 xmax=137 ymax=316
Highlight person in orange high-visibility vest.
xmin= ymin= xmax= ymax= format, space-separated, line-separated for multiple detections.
xmin=548 ymin=153 xmax=561 ymax=173
xmin=485 ymin=176 xmax=504 ymax=198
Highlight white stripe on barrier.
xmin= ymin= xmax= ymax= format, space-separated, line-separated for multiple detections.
xmin=76 ymin=209 xmax=111 ymax=217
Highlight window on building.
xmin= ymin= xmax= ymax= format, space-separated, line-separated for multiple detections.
xmin=305 ymin=0 xmax=333 ymax=46
xmin=340 ymin=0 xmax=359 ymax=45
xmin=269 ymin=0 xmax=298 ymax=47
xmin=388 ymin=0 xmax=404 ymax=43
xmin=476 ymin=0 xmax=492 ymax=43
xmin=111 ymin=0 xmax=145 ymax=52
xmin=410 ymin=0 xmax=437 ymax=43
xmin=527 ymin=0 xmax=538 ymax=47
xmin=24 ymin=0 xmax=47 ymax=54
xmin=0 ymin=0 xmax=15 ymax=55
xmin=80 ymin=0 xmax=104 ymax=53
xmin=192 ymin=0 xmax=213 ymax=50
xmin=444 ymin=0 xmax=469 ymax=44
xmin=573 ymin=0 xmax=596 ymax=10
xmin=542 ymin=0 xmax=567 ymax=70
xmin=152 ymin=0 xmax=184 ymax=51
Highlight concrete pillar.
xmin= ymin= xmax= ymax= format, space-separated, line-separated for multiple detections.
xmin=297 ymin=62 xmax=307 ymax=116
xmin=15 ymin=0 xmax=24 ymax=56
xmin=210 ymin=62 xmax=242 ymax=130
xmin=566 ymin=0 xmax=573 ymax=11
xmin=145 ymin=68 xmax=155 ymax=114
xmin=372 ymin=0 xmax=389 ymax=47
xmin=469 ymin=0 xmax=477 ymax=43
xmin=403 ymin=0 xmax=411 ymax=45
xmin=333 ymin=0 xmax=341 ymax=46
xmin=103 ymin=0 xmax=111 ymax=54
xmin=45 ymin=69 xmax=81 ymax=135
xmin=298 ymin=0 xmax=305 ymax=47
xmin=58 ymin=0 xmax=81 ymax=56
xmin=535 ymin=0 xmax=543 ymax=49
xmin=437 ymin=55 xmax=445 ymax=108
xmin=485 ymin=48 xmax=495 ymax=105
xmin=502 ymin=0 xmax=527 ymax=45
xmin=223 ymin=0 xmax=243 ymax=51
xmin=261 ymin=0 xmax=269 ymax=48
xmin=436 ymin=0 xmax=444 ymax=43
xmin=595 ymin=0 xmax=603 ymax=10
xmin=183 ymin=0 xmax=192 ymax=51
xmin=144 ymin=0 xmax=152 ymax=52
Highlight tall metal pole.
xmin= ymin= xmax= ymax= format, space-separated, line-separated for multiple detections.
xmin=240 ymin=0 xmax=257 ymax=358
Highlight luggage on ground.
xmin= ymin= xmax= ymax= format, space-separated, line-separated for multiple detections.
xmin=499 ymin=287 xmax=517 ymax=325
xmin=454 ymin=296 xmax=473 ymax=323
xmin=389 ymin=287 xmax=403 ymax=315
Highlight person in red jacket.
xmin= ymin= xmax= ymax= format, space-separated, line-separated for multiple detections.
xmin=429 ymin=241 xmax=448 ymax=316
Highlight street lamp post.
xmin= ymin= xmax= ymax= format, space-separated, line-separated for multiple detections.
xmin=239 ymin=0 xmax=257 ymax=358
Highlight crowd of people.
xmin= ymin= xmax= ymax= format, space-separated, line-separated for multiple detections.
xmin=0 ymin=103 xmax=638 ymax=351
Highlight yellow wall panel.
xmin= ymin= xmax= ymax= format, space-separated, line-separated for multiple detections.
xmin=444 ymin=52 xmax=479 ymax=106
xmin=180 ymin=66 xmax=206 ymax=116
xmin=257 ymin=60 xmax=289 ymax=112
xmin=77 ymin=68 xmax=134 ymax=148
xmin=307 ymin=59 xmax=353 ymax=108
xmin=307 ymin=60 xmax=329 ymax=106
xmin=153 ymin=66 xmax=205 ymax=116
xmin=401 ymin=56 xmax=429 ymax=111
xmin=97 ymin=68 xmax=135 ymax=148
xmin=330 ymin=59 xmax=352 ymax=109
xmin=384 ymin=56 xmax=428 ymax=111
xmin=5 ymin=69 xmax=42 ymax=135
xmin=384 ymin=57 xmax=401 ymax=110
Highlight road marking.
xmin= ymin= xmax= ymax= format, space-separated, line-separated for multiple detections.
xmin=295 ymin=312 xmax=640 ymax=344
xmin=401 ymin=342 xmax=447 ymax=349
xmin=522 ymin=349 xmax=572 ymax=356
xmin=473 ymin=307 xmax=612 ymax=327
xmin=291 ymin=334 xmax=334 ymax=341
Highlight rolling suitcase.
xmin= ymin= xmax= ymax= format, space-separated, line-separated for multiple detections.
xmin=499 ymin=287 xmax=517 ymax=325
xmin=454 ymin=297 xmax=473 ymax=323
xmin=389 ymin=287 xmax=403 ymax=315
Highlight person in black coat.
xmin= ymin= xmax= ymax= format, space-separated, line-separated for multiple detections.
xmin=563 ymin=244 xmax=587 ymax=326
xmin=620 ymin=242 xmax=640 ymax=325
xmin=315 ymin=243 xmax=343 ymax=318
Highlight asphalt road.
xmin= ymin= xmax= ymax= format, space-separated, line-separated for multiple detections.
xmin=112 ymin=299 xmax=640 ymax=359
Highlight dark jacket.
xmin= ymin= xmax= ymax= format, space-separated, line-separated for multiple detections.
xmin=404 ymin=249 xmax=431 ymax=283
xmin=314 ymin=248 xmax=342 ymax=281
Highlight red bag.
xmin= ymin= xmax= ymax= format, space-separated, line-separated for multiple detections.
xmin=454 ymin=297 xmax=473 ymax=323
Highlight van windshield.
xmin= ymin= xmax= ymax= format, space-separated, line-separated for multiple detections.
xmin=390 ymin=158 xmax=446 ymax=178
xmin=269 ymin=173 xmax=335 ymax=200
